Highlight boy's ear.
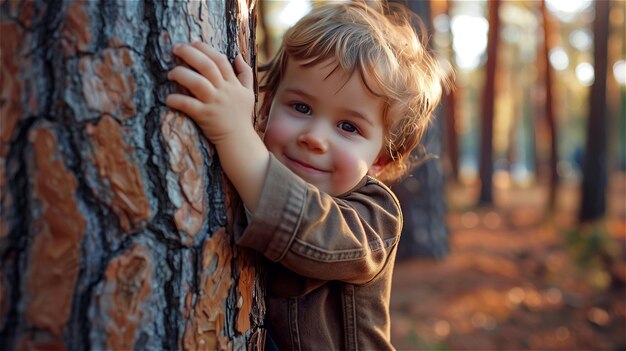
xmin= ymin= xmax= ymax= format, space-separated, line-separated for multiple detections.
xmin=367 ymin=155 xmax=388 ymax=177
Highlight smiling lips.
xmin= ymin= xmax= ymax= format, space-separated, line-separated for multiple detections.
xmin=285 ymin=155 xmax=328 ymax=174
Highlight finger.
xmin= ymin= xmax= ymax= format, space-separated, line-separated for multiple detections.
xmin=191 ymin=42 xmax=236 ymax=81
xmin=168 ymin=66 xmax=214 ymax=102
xmin=234 ymin=54 xmax=253 ymax=90
xmin=166 ymin=94 xmax=206 ymax=119
xmin=172 ymin=44 xmax=222 ymax=85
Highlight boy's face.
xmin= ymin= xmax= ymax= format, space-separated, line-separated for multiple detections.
xmin=263 ymin=59 xmax=386 ymax=196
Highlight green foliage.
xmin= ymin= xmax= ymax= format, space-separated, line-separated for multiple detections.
xmin=403 ymin=330 xmax=452 ymax=351
xmin=562 ymin=219 xmax=617 ymax=290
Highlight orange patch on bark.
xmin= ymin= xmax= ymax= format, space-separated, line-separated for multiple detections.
xmin=25 ymin=128 xmax=86 ymax=337
xmin=87 ymin=116 xmax=150 ymax=232
xmin=186 ymin=2 xmax=218 ymax=43
xmin=79 ymin=48 xmax=136 ymax=119
xmin=99 ymin=244 xmax=153 ymax=350
xmin=14 ymin=335 xmax=68 ymax=351
xmin=235 ymin=250 xmax=255 ymax=333
xmin=61 ymin=2 xmax=92 ymax=56
xmin=17 ymin=1 xmax=35 ymax=27
xmin=183 ymin=228 xmax=233 ymax=351
xmin=0 ymin=22 xmax=25 ymax=157
xmin=162 ymin=112 xmax=206 ymax=242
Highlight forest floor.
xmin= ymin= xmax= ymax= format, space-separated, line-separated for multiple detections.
xmin=390 ymin=172 xmax=626 ymax=351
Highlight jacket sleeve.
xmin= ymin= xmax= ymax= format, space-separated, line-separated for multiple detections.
xmin=234 ymin=154 xmax=402 ymax=284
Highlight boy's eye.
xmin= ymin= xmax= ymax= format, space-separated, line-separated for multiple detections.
xmin=292 ymin=103 xmax=312 ymax=115
xmin=338 ymin=121 xmax=359 ymax=134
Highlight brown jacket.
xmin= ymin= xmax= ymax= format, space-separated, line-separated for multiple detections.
xmin=235 ymin=155 xmax=402 ymax=351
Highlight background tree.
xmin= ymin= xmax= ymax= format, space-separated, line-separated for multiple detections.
xmin=478 ymin=0 xmax=502 ymax=205
xmin=540 ymin=0 xmax=560 ymax=210
xmin=579 ymin=0 xmax=610 ymax=223
xmin=390 ymin=0 xmax=449 ymax=259
xmin=442 ymin=0 xmax=459 ymax=182
xmin=0 ymin=1 xmax=264 ymax=350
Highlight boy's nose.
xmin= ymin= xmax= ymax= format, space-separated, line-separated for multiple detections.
xmin=297 ymin=124 xmax=328 ymax=153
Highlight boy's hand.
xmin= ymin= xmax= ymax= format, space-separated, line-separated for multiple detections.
xmin=166 ymin=42 xmax=254 ymax=146
xmin=166 ymin=42 xmax=268 ymax=212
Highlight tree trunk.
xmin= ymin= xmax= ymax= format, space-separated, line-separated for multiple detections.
xmin=478 ymin=0 xmax=501 ymax=204
xmin=443 ymin=84 xmax=459 ymax=182
xmin=390 ymin=0 xmax=449 ymax=259
xmin=540 ymin=0 xmax=560 ymax=210
xmin=442 ymin=0 xmax=459 ymax=182
xmin=0 ymin=1 xmax=264 ymax=350
xmin=579 ymin=0 xmax=610 ymax=222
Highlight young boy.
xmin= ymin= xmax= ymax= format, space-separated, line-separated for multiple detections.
xmin=167 ymin=1 xmax=446 ymax=349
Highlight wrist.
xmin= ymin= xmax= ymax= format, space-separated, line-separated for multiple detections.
xmin=213 ymin=126 xmax=259 ymax=153
xmin=214 ymin=129 xmax=270 ymax=211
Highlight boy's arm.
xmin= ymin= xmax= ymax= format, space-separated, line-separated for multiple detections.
xmin=237 ymin=155 xmax=402 ymax=284
xmin=166 ymin=42 xmax=268 ymax=211
xmin=215 ymin=131 xmax=269 ymax=213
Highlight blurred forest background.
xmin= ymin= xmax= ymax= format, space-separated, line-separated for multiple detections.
xmin=257 ymin=0 xmax=625 ymax=350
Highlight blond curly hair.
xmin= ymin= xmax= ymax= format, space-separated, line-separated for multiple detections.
xmin=258 ymin=0 xmax=449 ymax=183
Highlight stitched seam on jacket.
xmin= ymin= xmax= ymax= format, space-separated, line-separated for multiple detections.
xmin=289 ymin=298 xmax=301 ymax=351
xmin=290 ymin=236 xmax=397 ymax=262
xmin=343 ymin=284 xmax=358 ymax=351
xmin=275 ymin=185 xmax=307 ymax=262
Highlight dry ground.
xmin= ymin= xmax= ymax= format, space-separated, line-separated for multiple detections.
xmin=390 ymin=173 xmax=626 ymax=350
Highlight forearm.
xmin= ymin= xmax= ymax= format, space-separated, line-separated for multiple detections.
xmin=215 ymin=129 xmax=270 ymax=212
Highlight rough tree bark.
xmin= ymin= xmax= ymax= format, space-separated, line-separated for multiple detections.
xmin=0 ymin=1 xmax=264 ymax=350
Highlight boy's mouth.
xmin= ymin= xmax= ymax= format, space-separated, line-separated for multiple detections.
xmin=284 ymin=155 xmax=328 ymax=174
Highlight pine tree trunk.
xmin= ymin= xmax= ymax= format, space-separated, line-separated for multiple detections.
xmin=540 ymin=0 xmax=560 ymax=211
xmin=442 ymin=0 xmax=459 ymax=182
xmin=0 ymin=1 xmax=264 ymax=350
xmin=579 ymin=0 xmax=610 ymax=222
xmin=392 ymin=122 xmax=449 ymax=260
xmin=478 ymin=0 xmax=501 ymax=205
xmin=390 ymin=0 xmax=449 ymax=259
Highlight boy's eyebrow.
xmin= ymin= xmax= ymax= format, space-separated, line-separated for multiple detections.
xmin=284 ymin=88 xmax=318 ymax=103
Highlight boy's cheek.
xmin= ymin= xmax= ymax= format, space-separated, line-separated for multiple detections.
xmin=262 ymin=120 xmax=291 ymax=149
xmin=265 ymin=111 xmax=298 ymax=134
